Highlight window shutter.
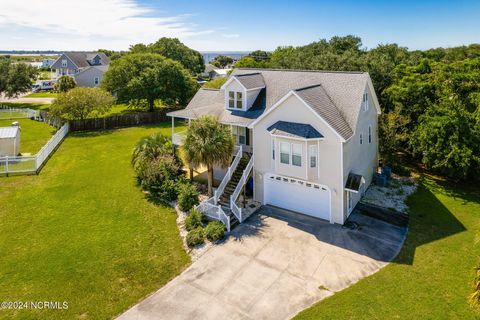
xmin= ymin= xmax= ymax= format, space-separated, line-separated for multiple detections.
xmin=245 ymin=128 xmax=250 ymax=146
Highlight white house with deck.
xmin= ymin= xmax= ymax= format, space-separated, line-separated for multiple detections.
xmin=168 ymin=68 xmax=380 ymax=231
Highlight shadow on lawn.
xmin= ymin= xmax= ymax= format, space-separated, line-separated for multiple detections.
xmin=393 ymin=177 xmax=469 ymax=265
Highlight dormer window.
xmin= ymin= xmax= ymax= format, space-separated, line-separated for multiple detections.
xmin=228 ymin=91 xmax=243 ymax=109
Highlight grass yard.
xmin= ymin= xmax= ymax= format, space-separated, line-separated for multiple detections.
xmin=295 ymin=176 xmax=480 ymax=319
xmin=0 ymin=118 xmax=55 ymax=154
xmin=0 ymin=122 xmax=190 ymax=319
xmin=25 ymin=92 xmax=58 ymax=98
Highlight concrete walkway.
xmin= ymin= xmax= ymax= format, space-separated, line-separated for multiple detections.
xmin=118 ymin=206 xmax=407 ymax=320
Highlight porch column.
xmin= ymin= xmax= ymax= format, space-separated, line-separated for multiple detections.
xmin=305 ymin=140 xmax=308 ymax=180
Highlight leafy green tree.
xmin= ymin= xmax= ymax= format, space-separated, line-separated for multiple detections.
xmin=146 ymin=38 xmax=204 ymax=74
xmin=0 ymin=59 xmax=37 ymax=97
xmin=411 ymin=98 xmax=479 ymax=178
xmin=183 ymin=116 xmax=235 ymax=196
xmin=50 ymin=87 xmax=114 ymax=120
xmin=211 ymin=55 xmax=233 ymax=68
xmin=247 ymin=50 xmax=271 ymax=62
xmin=102 ymin=53 xmax=198 ymax=112
xmin=55 ymin=75 xmax=76 ymax=92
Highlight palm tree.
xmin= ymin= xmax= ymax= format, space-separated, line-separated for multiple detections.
xmin=132 ymin=132 xmax=172 ymax=170
xmin=183 ymin=116 xmax=235 ymax=196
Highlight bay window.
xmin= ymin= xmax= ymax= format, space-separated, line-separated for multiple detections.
xmin=292 ymin=143 xmax=302 ymax=167
xmin=309 ymin=145 xmax=317 ymax=168
xmin=280 ymin=142 xmax=290 ymax=164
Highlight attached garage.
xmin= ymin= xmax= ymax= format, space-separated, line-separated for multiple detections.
xmin=264 ymin=174 xmax=331 ymax=222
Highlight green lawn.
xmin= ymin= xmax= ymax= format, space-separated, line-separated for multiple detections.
xmin=295 ymin=176 xmax=480 ymax=319
xmin=0 ymin=118 xmax=55 ymax=154
xmin=0 ymin=122 xmax=190 ymax=319
xmin=25 ymin=92 xmax=58 ymax=98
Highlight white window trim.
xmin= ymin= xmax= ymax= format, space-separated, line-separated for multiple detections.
xmin=227 ymin=90 xmax=244 ymax=110
xmin=291 ymin=143 xmax=302 ymax=167
xmin=309 ymin=144 xmax=317 ymax=168
xmin=280 ymin=142 xmax=290 ymax=165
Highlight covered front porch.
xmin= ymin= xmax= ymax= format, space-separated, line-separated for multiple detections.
xmin=170 ymin=116 xmax=253 ymax=153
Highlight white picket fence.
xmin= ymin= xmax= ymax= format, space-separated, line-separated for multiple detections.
xmin=0 ymin=123 xmax=69 ymax=176
xmin=0 ymin=106 xmax=39 ymax=120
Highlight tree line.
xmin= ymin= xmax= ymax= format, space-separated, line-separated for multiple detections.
xmin=233 ymin=36 xmax=480 ymax=180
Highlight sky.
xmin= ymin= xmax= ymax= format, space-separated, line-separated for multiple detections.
xmin=0 ymin=0 xmax=479 ymax=52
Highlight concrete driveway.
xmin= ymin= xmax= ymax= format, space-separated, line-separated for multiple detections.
xmin=118 ymin=206 xmax=407 ymax=320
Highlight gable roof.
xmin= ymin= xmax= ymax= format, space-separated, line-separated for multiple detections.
xmin=0 ymin=126 xmax=19 ymax=139
xmin=294 ymin=85 xmax=353 ymax=139
xmin=55 ymin=52 xmax=110 ymax=68
xmin=168 ymin=68 xmax=373 ymax=139
xmin=267 ymin=121 xmax=323 ymax=139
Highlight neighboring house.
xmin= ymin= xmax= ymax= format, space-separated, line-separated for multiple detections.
xmin=168 ymin=68 xmax=380 ymax=229
xmin=0 ymin=126 xmax=20 ymax=157
xmin=201 ymin=64 xmax=231 ymax=79
xmin=41 ymin=59 xmax=56 ymax=68
xmin=50 ymin=52 xmax=110 ymax=87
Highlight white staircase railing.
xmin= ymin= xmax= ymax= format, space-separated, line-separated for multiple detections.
xmin=214 ymin=145 xmax=243 ymax=205
xmin=230 ymin=155 xmax=254 ymax=223
xmin=196 ymin=197 xmax=231 ymax=232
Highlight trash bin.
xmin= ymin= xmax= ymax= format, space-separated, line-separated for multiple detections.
xmin=381 ymin=166 xmax=392 ymax=180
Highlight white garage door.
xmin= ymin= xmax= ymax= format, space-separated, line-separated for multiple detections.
xmin=264 ymin=175 xmax=331 ymax=221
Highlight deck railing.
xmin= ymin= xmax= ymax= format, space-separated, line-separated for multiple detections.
xmin=230 ymin=155 xmax=254 ymax=222
xmin=196 ymin=198 xmax=231 ymax=232
xmin=214 ymin=145 xmax=242 ymax=204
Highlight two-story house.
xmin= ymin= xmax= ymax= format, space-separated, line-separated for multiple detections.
xmin=50 ymin=52 xmax=110 ymax=87
xmin=168 ymin=68 xmax=380 ymax=231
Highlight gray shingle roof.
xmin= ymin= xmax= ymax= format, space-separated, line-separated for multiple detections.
xmin=234 ymin=73 xmax=266 ymax=89
xmin=0 ymin=126 xmax=19 ymax=139
xmin=267 ymin=121 xmax=323 ymax=139
xmin=294 ymin=85 xmax=353 ymax=139
xmin=170 ymin=68 xmax=370 ymax=139
xmin=63 ymin=52 xmax=110 ymax=68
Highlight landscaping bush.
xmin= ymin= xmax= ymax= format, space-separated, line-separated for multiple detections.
xmin=205 ymin=221 xmax=225 ymax=242
xmin=186 ymin=227 xmax=205 ymax=247
xmin=177 ymin=183 xmax=200 ymax=212
xmin=185 ymin=208 xmax=205 ymax=231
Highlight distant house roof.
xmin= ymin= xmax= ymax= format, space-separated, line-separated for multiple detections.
xmin=267 ymin=121 xmax=323 ymax=139
xmin=55 ymin=52 xmax=110 ymax=68
xmin=169 ymin=68 xmax=373 ymax=139
xmin=0 ymin=126 xmax=19 ymax=139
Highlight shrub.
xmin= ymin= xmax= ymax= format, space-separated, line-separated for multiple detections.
xmin=50 ymin=87 xmax=114 ymax=120
xmin=55 ymin=75 xmax=76 ymax=92
xmin=177 ymin=183 xmax=200 ymax=212
xmin=205 ymin=221 xmax=225 ymax=242
xmin=185 ymin=208 xmax=205 ymax=231
xmin=136 ymin=155 xmax=181 ymax=200
xmin=186 ymin=227 xmax=205 ymax=247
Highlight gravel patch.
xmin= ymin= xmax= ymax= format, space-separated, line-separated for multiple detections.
xmin=362 ymin=174 xmax=417 ymax=213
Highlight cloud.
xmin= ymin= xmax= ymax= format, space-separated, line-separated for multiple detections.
xmin=0 ymin=0 xmax=213 ymax=50
xmin=222 ymin=34 xmax=240 ymax=39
